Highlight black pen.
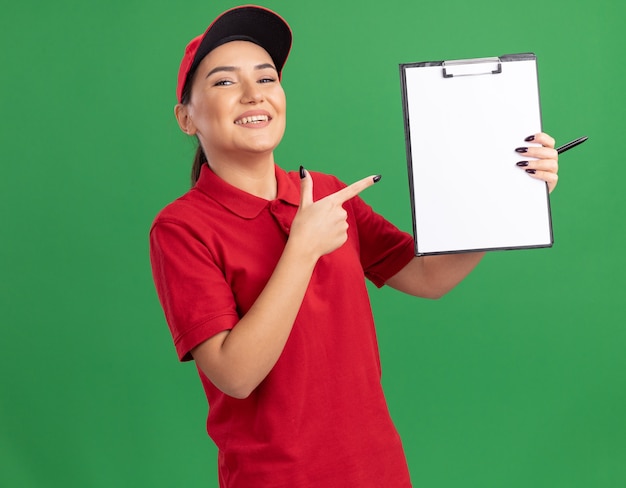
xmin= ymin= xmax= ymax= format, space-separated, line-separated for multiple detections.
xmin=556 ymin=136 xmax=588 ymax=154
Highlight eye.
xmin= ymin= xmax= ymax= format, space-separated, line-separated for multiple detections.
xmin=257 ymin=69 xmax=278 ymax=83
xmin=213 ymin=79 xmax=234 ymax=87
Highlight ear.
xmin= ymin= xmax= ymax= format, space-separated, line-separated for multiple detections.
xmin=174 ymin=103 xmax=197 ymax=135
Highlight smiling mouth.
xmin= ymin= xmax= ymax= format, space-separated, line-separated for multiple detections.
xmin=234 ymin=115 xmax=270 ymax=125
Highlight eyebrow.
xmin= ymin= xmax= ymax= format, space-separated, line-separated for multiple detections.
xmin=205 ymin=63 xmax=277 ymax=78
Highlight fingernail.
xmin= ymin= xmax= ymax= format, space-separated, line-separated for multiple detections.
xmin=526 ymin=169 xmax=536 ymax=174
xmin=525 ymin=135 xmax=535 ymax=142
xmin=515 ymin=147 xmax=528 ymax=153
xmin=516 ymin=161 xmax=529 ymax=167
xmin=373 ymin=175 xmax=382 ymax=183
xmin=299 ymin=165 xmax=306 ymax=179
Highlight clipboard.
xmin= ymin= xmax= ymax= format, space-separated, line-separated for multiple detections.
xmin=399 ymin=53 xmax=553 ymax=256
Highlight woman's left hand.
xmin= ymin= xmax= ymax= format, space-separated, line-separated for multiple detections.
xmin=516 ymin=132 xmax=559 ymax=193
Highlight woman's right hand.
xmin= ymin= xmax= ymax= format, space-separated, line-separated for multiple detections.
xmin=289 ymin=168 xmax=380 ymax=260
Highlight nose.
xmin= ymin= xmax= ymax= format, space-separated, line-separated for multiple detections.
xmin=240 ymin=80 xmax=263 ymax=104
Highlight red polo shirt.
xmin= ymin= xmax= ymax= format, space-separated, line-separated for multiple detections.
xmin=150 ymin=163 xmax=415 ymax=487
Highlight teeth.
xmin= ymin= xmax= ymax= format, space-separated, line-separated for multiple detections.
xmin=235 ymin=115 xmax=269 ymax=125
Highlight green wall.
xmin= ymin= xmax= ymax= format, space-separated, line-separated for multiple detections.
xmin=1 ymin=0 xmax=624 ymax=486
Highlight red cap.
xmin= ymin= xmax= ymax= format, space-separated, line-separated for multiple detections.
xmin=176 ymin=5 xmax=292 ymax=103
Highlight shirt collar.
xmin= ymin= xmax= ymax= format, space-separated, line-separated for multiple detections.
xmin=195 ymin=163 xmax=300 ymax=219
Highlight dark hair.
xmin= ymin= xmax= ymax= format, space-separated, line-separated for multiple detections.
xmin=180 ymin=69 xmax=207 ymax=187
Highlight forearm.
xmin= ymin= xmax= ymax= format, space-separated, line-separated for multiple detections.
xmin=192 ymin=239 xmax=317 ymax=398
xmin=386 ymin=251 xmax=485 ymax=299
xmin=422 ymin=252 xmax=485 ymax=297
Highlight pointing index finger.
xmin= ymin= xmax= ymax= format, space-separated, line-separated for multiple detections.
xmin=332 ymin=175 xmax=381 ymax=204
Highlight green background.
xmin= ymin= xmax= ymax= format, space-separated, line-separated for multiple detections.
xmin=1 ymin=0 xmax=624 ymax=486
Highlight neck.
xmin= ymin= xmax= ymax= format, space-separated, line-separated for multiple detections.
xmin=207 ymin=152 xmax=278 ymax=200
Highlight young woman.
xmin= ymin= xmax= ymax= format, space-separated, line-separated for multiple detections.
xmin=150 ymin=6 xmax=559 ymax=487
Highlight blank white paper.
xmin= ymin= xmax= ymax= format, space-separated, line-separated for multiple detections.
xmin=401 ymin=55 xmax=553 ymax=255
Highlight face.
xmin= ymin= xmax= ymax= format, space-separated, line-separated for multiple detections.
xmin=177 ymin=41 xmax=287 ymax=163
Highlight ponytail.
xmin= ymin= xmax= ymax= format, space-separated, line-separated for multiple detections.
xmin=190 ymin=143 xmax=207 ymax=187
xmin=179 ymin=74 xmax=206 ymax=188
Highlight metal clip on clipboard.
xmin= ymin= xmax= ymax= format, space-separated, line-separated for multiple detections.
xmin=442 ymin=57 xmax=502 ymax=78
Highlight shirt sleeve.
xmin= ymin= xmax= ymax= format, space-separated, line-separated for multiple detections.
xmin=150 ymin=220 xmax=240 ymax=362
xmin=348 ymin=195 xmax=416 ymax=288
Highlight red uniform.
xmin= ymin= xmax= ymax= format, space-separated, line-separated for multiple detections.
xmin=150 ymin=163 xmax=415 ymax=487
